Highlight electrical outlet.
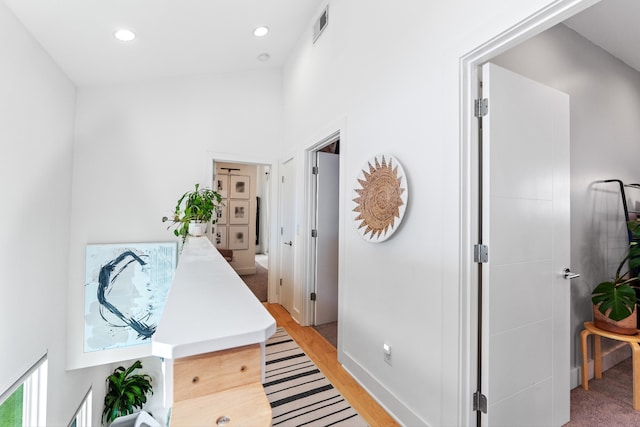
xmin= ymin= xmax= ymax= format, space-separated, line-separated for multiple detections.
xmin=383 ymin=343 xmax=392 ymax=365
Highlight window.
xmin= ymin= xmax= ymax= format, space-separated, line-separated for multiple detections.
xmin=0 ymin=355 xmax=48 ymax=427
xmin=68 ymin=388 xmax=92 ymax=427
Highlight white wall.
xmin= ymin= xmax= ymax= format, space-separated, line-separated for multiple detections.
xmin=66 ymin=69 xmax=283 ymax=422
xmin=280 ymin=0 xmax=576 ymax=425
xmin=0 ymin=2 xmax=111 ymax=425
xmin=492 ymin=23 xmax=640 ymax=381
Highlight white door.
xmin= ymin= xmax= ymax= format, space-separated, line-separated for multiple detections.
xmin=280 ymin=158 xmax=296 ymax=314
xmin=314 ymin=151 xmax=339 ymax=325
xmin=480 ymin=63 xmax=570 ymax=426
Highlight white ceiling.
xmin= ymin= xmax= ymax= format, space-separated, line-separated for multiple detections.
xmin=564 ymin=0 xmax=640 ymax=73
xmin=5 ymin=1 xmax=640 ymax=88
xmin=4 ymin=0 xmax=324 ymax=87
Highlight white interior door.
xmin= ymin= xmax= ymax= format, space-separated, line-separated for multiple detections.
xmin=280 ymin=158 xmax=295 ymax=314
xmin=480 ymin=63 xmax=570 ymax=426
xmin=314 ymin=151 xmax=339 ymax=325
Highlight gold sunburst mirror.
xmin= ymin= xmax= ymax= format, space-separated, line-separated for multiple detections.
xmin=352 ymin=154 xmax=408 ymax=242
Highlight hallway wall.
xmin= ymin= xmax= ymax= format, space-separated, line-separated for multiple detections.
xmin=280 ymin=0 xmax=579 ymax=424
xmin=0 ymin=3 xmax=111 ymax=424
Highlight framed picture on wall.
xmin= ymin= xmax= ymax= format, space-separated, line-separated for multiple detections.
xmin=229 ymin=200 xmax=249 ymax=224
xmin=230 ymin=175 xmax=250 ymax=199
xmin=84 ymin=242 xmax=177 ymax=353
xmin=229 ymin=225 xmax=249 ymax=250
xmin=216 ymin=205 xmax=228 ymax=225
xmin=214 ymin=225 xmax=227 ymax=248
xmin=215 ymin=174 xmax=228 ymax=198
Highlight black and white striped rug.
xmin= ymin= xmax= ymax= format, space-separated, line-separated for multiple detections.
xmin=264 ymin=328 xmax=368 ymax=427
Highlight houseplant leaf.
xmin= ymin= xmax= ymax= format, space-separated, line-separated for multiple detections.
xmin=102 ymin=360 xmax=153 ymax=425
xmin=592 ymin=281 xmax=636 ymax=321
xmin=162 ymin=183 xmax=223 ymax=243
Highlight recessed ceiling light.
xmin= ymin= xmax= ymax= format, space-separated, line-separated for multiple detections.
xmin=257 ymin=53 xmax=271 ymax=62
xmin=253 ymin=26 xmax=269 ymax=37
xmin=114 ymin=29 xmax=136 ymax=42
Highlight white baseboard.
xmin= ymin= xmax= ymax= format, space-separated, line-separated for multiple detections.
xmin=570 ymin=341 xmax=630 ymax=389
xmin=340 ymin=351 xmax=426 ymax=427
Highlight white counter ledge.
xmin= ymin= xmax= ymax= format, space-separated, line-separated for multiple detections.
xmin=151 ymin=236 xmax=276 ymax=360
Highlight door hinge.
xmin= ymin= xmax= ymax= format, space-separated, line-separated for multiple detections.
xmin=279 ymin=278 xmax=283 ymax=287
xmin=281 ymin=227 xmax=284 ymax=235
xmin=310 ymin=292 xmax=317 ymax=301
xmin=311 ymin=229 xmax=317 ymax=238
xmin=473 ymin=391 xmax=487 ymax=413
xmin=282 ymin=176 xmax=285 ymax=183
xmin=312 ymin=166 xmax=319 ymax=175
xmin=474 ymin=98 xmax=488 ymax=117
xmin=473 ymin=244 xmax=489 ymax=263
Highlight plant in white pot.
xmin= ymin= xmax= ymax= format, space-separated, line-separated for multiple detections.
xmin=102 ymin=360 xmax=153 ymax=426
xmin=591 ymin=220 xmax=640 ymax=335
xmin=162 ymin=183 xmax=222 ymax=242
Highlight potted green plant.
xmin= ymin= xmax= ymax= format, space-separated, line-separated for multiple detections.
xmin=591 ymin=220 xmax=640 ymax=335
xmin=162 ymin=183 xmax=222 ymax=242
xmin=102 ymin=360 xmax=153 ymax=426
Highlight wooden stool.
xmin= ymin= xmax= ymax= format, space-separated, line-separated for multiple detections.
xmin=580 ymin=321 xmax=640 ymax=409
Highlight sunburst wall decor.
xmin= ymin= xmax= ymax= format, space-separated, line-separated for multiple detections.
xmin=352 ymin=154 xmax=408 ymax=243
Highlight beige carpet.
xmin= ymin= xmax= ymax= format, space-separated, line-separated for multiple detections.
xmin=565 ymin=357 xmax=640 ymax=425
xmin=240 ymin=262 xmax=268 ymax=302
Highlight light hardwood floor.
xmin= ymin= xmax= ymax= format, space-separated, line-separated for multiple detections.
xmin=264 ymin=303 xmax=399 ymax=427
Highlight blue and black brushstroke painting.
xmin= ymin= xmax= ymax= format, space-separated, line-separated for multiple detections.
xmin=97 ymin=250 xmax=156 ymax=340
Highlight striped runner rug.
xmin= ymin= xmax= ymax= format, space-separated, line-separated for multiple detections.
xmin=264 ymin=327 xmax=368 ymax=427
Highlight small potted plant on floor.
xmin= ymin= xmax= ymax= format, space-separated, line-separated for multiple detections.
xmin=102 ymin=360 xmax=153 ymax=426
xmin=591 ymin=220 xmax=640 ymax=335
xmin=162 ymin=183 xmax=222 ymax=242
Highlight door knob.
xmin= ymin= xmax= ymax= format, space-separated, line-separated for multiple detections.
xmin=284 ymin=241 xmax=292 ymax=246
xmin=563 ymin=268 xmax=580 ymax=279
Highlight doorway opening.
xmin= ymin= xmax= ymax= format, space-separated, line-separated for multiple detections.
xmin=211 ymin=156 xmax=277 ymax=303
xmin=460 ymin=0 xmax=620 ymax=425
xmin=308 ymin=134 xmax=340 ymax=348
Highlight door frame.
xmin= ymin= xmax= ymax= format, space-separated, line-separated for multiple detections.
xmin=278 ymin=155 xmax=296 ymax=314
xmin=307 ymin=132 xmax=341 ymax=326
xmin=300 ymin=119 xmax=346 ymax=328
xmin=208 ymin=151 xmax=280 ymax=302
xmin=303 ymin=130 xmax=341 ymax=327
xmin=458 ymin=1 xmax=598 ymax=425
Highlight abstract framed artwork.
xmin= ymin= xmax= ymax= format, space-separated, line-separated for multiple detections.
xmin=229 ymin=200 xmax=250 ymax=225
xmin=215 ymin=174 xmax=229 ymax=198
xmin=214 ymin=225 xmax=228 ymax=248
xmin=230 ymin=175 xmax=250 ymax=199
xmin=229 ymin=225 xmax=249 ymax=250
xmin=351 ymin=154 xmax=408 ymax=243
xmin=84 ymin=242 xmax=177 ymax=352
xmin=216 ymin=204 xmax=228 ymax=225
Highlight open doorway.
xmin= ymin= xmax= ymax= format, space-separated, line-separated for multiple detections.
xmin=461 ymin=0 xmax=640 ymax=425
xmin=212 ymin=158 xmax=274 ymax=303
xmin=309 ymin=135 xmax=340 ymax=348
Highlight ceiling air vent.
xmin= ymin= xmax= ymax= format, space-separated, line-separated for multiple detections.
xmin=313 ymin=5 xmax=329 ymax=43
